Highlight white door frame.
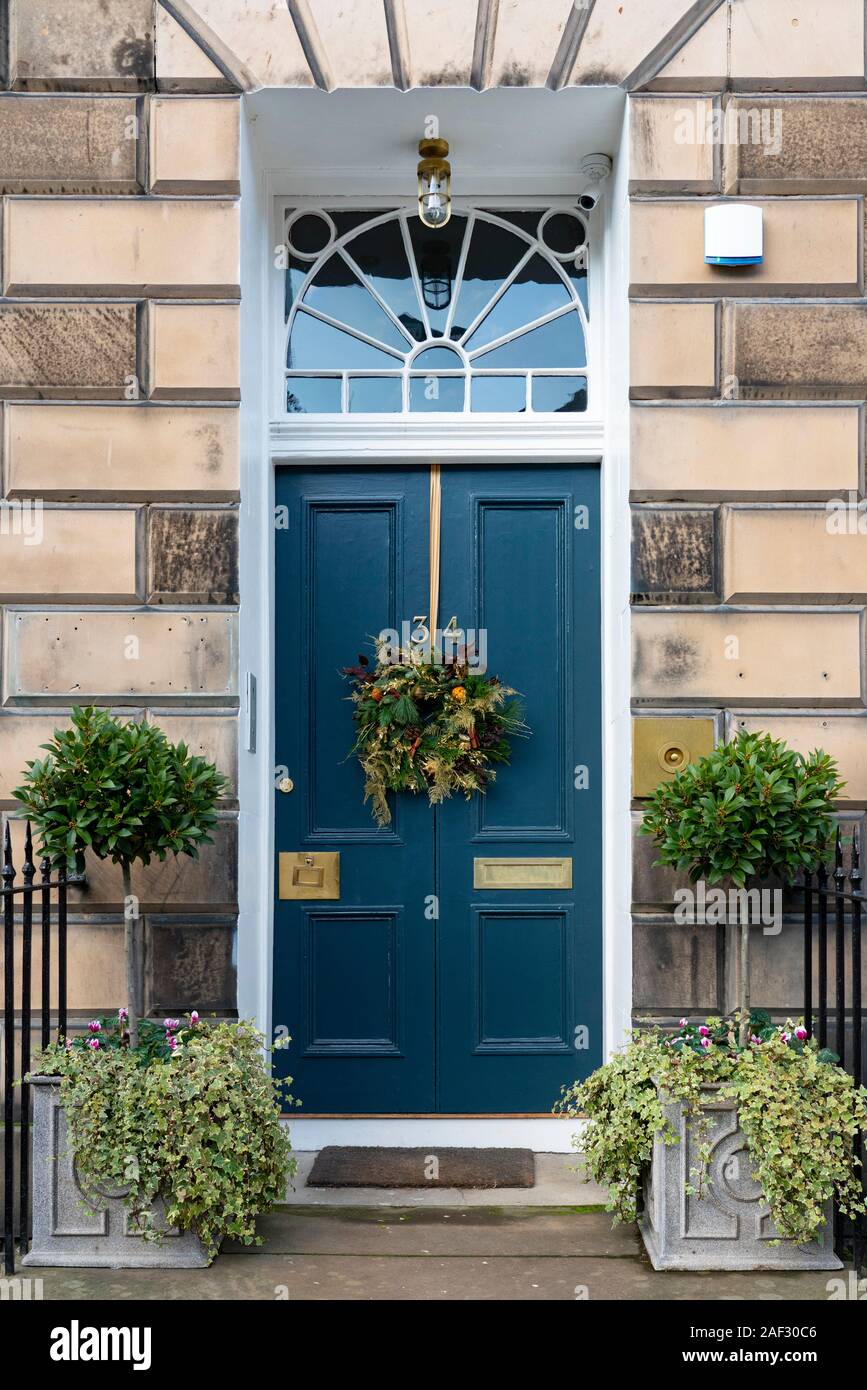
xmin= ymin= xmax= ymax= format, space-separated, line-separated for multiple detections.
xmin=237 ymin=121 xmax=631 ymax=1150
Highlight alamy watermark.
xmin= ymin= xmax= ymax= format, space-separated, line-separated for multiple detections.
xmin=377 ymin=620 xmax=488 ymax=672
xmin=826 ymin=492 xmax=867 ymax=534
xmin=674 ymin=880 xmax=783 ymax=935
xmin=0 ymin=497 xmax=43 ymax=546
xmin=673 ymin=103 xmax=783 ymax=156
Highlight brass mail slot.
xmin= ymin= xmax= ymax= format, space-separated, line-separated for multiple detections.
xmin=473 ymin=857 xmax=573 ymax=890
xmin=279 ymin=851 xmax=340 ymax=900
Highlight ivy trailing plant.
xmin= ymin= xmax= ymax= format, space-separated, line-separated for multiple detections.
xmin=343 ymin=645 xmax=527 ymax=827
xmin=30 ymin=1013 xmax=298 ymax=1262
xmin=13 ymin=706 xmax=227 ymax=1046
xmin=556 ymin=1012 xmax=867 ymax=1247
xmin=639 ymin=731 xmax=843 ymax=1044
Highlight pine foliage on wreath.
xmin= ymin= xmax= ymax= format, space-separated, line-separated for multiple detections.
xmin=343 ymin=645 xmax=528 ymax=826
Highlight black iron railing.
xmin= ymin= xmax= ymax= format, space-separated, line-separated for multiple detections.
xmin=800 ymin=826 xmax=865 ymax=1270
xmin=1 ymin=821 xmax=67 ymax=1275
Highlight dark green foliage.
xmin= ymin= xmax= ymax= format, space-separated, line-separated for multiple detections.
xmin=639 ymin=730 xmax=843 ymax=888
xmin=12 ymin=704 xmax=228 ymax=869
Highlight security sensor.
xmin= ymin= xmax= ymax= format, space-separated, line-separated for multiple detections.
xmin=704 ymin=204 xmax=763 ymax=266
xmin=577 ymin=153 xmax=612 ymax=213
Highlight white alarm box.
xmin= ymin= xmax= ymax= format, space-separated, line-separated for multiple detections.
xmin=704 ymin=204 xmax=763 ymax=266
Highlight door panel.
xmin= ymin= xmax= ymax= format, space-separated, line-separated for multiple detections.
xmin=437 ymin=465 xmax=602 ymax=1111
xmin=273 ymin=463 xmax=601 ymax=1115
xmin=273 ymin=468 xmax=435 ymax=1112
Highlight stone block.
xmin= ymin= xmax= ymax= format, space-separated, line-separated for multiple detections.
xmin=4 ymin=199 xmax=240 ymax=297
xmin=147 ymin=915 xmax=237 ymax=1013
xmin=632 ymin=609 xmax=862 ymax=706
xmin=729 ymin=0 xmax=864 ymax=90
xmin=148 ymin=508 xmax=239 ymax=605
xmin=146 ymin=302 xmax=240 ymax=400
xmin=724 ymin=506 xmax=867 ymax=602
xmin=0 ymin=506 xmax=139 ymax=601
xmin=632 ymin=917 xmax=721 ymax=1013
xmin=629 ymin=97 xmax=719 ymax=191
xmin=653 ymin=6 xmax=728 ymax=92
xmin=0 ymin=95 xmax=141 ymax=192
xmin=11 ymin=0 xmax=154 ymax=91
xmin=631 ymin=199 xmax=860 ymax=295
xmin=5 ymin=403 xmax=239 ymax=501
xmin=630 ymin=301 xmax=717 ymax=395
xmin=729 ymin=98 xmax=867 ymax=195
xmin=305 ymin=0 xmax=393 ymax=88
xmin=0 ymin=303 xmax=136 ymax=399
xmin=4 ymin=609 xmax=238 ymax=703
xmin=154 ymin=7 xmax=235 ymax=93
xmin=632 ymin=507 xmax=717 ymax=600
xmin=630 ymin=404 xmax=861 ymax=501
xmin=148 ymin=96 xmax=240 ymax=193
xmin=571 ymin=0 xmax=687 ymax=86
xmin=730 ymin=303 xmax=867 ymax=396
xmin=0 ymin=917 xmax=125 ymax=1011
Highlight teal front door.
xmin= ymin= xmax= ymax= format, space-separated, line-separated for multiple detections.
xmin=273 ymin=463 xmax=601 ymax=1113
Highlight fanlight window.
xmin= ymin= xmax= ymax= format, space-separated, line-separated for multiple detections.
xmin=283 ymin=207 xmax=589 ymax=415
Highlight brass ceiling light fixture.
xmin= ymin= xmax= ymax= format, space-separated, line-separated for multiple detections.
xmin=417 ymin=137 xmax=451 ymax=228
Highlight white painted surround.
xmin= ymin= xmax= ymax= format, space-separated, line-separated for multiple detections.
xmin=237 ymin=89 xmax=631 ymax=1150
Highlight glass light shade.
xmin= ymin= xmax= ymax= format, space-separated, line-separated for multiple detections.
xmin=417 ymin=138 xmax=451 ymax=229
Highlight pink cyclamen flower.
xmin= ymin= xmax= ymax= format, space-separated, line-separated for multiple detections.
xmin=679 ymin=1017 xmax=688 ymax=1027
xmin=167 ymin=1035 xmax=179 ymax=1052
xmin=699 ymin=1036 xmax=710 ymax=1049
xmin=88 ymin=1020 xmax=101 ymax=1033
xmin=163 ymin=1018 xmax=180 ymax=1032
xmin=189 ymin=1011 xmax=200 ymax=1026
xmin=750 ymin=1034 xmax=762 ymax=1045
xmin=698 ymin=1025 xmax=710 ymax=1037
xmin=118 ymin=1007 xmax=128 ymax=1021
xmin=795 ymin=1026 xmax=808 ymax=1041
xmin=88 ymin=1038 xmax=100 ymax=1050
xmin=65 ymin=1038 xmax=74 ymax=1051
xmin=780 ymin=1031 xmax=791 ymax=1043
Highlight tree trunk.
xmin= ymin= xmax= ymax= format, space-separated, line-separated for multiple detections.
xmin=121 ymin=860 xmax=142 ymax=1049
xmin=739 ymin=914 xmax=750 ymax=1048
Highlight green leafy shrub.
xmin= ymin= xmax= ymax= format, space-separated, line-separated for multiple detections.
xmin=639 ymin=729 xmax=842 ymax=888
xmin=13 ymin=705 xmax=227 ymax=1043
xmin=639 ymin=730 xmax=842 ymax=1042
xmin=556 ymin=1013 xmax=867 ymax=1247
xmin=31 ymin=1015 xmax=298 ymax=1261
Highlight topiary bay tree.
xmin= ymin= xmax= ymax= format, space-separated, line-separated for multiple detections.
xmin=14 ymin=706 xmax=227 ymax=1047
xmin=639 ymin=730 xmax=843 ymax=1046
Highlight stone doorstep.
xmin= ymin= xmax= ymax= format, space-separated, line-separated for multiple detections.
xmin=20 ymin=1207 xmax=851 ymax=1301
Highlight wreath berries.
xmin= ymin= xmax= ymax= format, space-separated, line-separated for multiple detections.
xmin=343 ymin=646 xmax=528 ymax=827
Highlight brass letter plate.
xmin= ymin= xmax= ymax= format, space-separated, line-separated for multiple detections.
xmin=278 ymin=851 xmax=340 ymax=900
xmin=473 ymin=857 xmax=572 ymax=890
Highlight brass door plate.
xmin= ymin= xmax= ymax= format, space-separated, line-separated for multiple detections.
xmin=278 ymin=851 xmax=340 ymax=900
xmin=632 ymin=717 xmax=715 ymax=798
xmin=473 ymin=857 xmax=572 ymax=890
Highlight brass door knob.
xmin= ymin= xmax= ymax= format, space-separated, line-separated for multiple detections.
xmin=278 ymin=776 xmax=294 ymax=794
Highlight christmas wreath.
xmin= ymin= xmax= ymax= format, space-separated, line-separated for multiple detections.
xmin=342 ymin=645 xmax=528 ymax=827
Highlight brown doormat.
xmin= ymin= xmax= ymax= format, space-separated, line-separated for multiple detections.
xmin=307 ymin=1146 xmax=536 ymax=1189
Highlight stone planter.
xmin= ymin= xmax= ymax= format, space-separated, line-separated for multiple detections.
xmin=22 ymin=1076 xmax=208 ymax=1269
xmin=639 ymin=1085 xmax=841 ymax=1271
